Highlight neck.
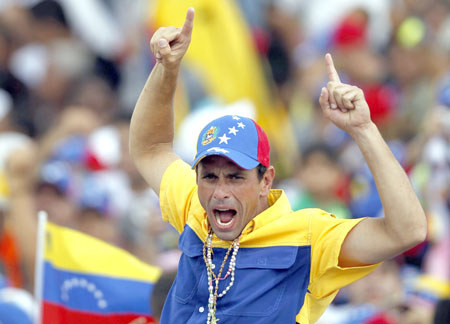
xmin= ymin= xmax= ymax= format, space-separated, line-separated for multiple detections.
xmin=256 ymin=195 xmax=270 ymax=215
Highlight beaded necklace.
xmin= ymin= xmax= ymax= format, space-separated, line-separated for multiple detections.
xmin=202 ymin=229 xmax=240 ymax=324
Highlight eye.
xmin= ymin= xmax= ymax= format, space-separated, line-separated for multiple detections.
xmin=229 ymin=173 xmax=244 ymax=180
xmin=202 ymin=173 xmax=217 ymax=180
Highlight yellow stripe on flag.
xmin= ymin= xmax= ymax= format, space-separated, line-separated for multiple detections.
xmin=44 ymin=222 xmax=161 ymax=283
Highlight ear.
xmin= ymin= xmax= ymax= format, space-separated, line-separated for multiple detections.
xmin=260 ymin=166 xmax=275 ymax=197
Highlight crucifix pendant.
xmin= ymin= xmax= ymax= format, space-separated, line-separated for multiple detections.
xmin=211 ymin=314 xmax=219 ymax=323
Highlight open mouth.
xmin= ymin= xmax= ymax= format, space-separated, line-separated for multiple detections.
xmin=213 ymin=208 xmax=237 ymax=228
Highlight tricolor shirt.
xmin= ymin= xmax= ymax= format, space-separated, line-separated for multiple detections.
xmin=160 ymin=160 xmax=379 ymax=323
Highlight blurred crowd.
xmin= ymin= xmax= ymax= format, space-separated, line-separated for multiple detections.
xmin=0 ymin=0 xmax=448 ymax=323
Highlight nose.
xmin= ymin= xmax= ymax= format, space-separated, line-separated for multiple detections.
xmin=213 ymin=178 xmax=230 ymax=200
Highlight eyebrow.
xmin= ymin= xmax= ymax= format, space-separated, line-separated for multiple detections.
xmin=227 ymin=171 xmax=244 ymax=176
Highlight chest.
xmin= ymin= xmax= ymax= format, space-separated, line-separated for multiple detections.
xmin=168 ymin=227 xmax=311 ymax=323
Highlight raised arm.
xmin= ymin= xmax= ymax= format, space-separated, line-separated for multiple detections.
xmin=319 ymin=54 xmax=427 ymax=266
xmin=129 ymin=8 xmax=194 ymax=195
xmin=5 ymin=142 xmax=38 ymax=290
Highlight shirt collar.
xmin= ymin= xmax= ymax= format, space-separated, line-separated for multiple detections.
xmin=241 ymin=189 xmax=291 ymax=236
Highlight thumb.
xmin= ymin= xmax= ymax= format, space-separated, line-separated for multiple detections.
xmin=158 ymin=38 xmax=171 ymax=59
xmin=319 ymin=87 xmax=330 ymax=111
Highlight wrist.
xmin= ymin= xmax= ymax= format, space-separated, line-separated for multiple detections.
xmin=156 ymin=61 xmax=181 ymax=77
xmin=348 ymin=121 xmax=378 ymax=139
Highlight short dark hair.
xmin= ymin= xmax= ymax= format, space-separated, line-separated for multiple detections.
xmin=256 ymin=164 xmax=267 ymax=181
xmin=151 ymin=270 xmax=177 ymax=320
xmin=301 ymin=142 xmax=338 ymax=164
xmin=31 ymin=0 xmax=68 ymax=27
xmin=434 ymin=298 xmax=450 ymax=324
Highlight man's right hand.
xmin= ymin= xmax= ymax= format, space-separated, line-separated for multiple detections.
xmin=150 ymin=7 xmax=194 ymax=71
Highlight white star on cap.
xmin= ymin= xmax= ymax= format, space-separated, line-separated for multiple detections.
xmin=228 ymin=126 xmax=238 ymax=135
xmin=218 ymin=133 xmax=231 ymax=144
xmin=237 ymin=122 xmax=245 ymax=129
xmin=232 ymin=116 xmax=241 ymax=120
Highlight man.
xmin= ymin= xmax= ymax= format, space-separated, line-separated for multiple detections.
xmin=129 ymin=8 xmax=426 ymax=324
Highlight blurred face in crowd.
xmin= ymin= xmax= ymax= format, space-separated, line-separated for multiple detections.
xmin=389 ymin=44 xmax=426 ymax=86
xmin=196 ymin=155 xmax=273 ymax=241
xmin=347 ymin=261 xmax=402 ymax=306
xmin=299 ymin=150 xmax=341 ymax=199
xmin=35 ymin=184 xmax=77 ymax=227
xmin=72 ymin=77 xmax=117 ymax=124
xmin=77 ymin=208 xmax=122 ymax=246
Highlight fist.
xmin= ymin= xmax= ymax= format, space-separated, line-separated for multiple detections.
xmin=319 ymin=53 xmax=372 ymax=135
xmin=150 ymin=8 xmax=194 ymax=70
xmin=5 ymin=142 xmax=38 ymax=192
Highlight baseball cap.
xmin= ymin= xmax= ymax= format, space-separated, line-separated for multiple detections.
xmin=78 ymin=174 xmax=110 ymax=215
xmin=0 ymin=288 xmax=35 ymax=324
xmin=39 ymin=160 xmax=73 ymax=195
xmin=191 ymin=115 xmax=270 ymax=170
xmin=0 ymin=302 xmax=33 ymax=324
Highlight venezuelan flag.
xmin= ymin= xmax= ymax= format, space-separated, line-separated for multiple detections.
xmin=42 ymin=222 xmax=161 ymax=324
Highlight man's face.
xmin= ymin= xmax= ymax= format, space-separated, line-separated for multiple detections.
xmin=196 ymin=155 xmax=271 ymax=241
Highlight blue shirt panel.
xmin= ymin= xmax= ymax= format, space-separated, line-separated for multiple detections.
xmin=160 ymin=225 xmax=311 ymax=323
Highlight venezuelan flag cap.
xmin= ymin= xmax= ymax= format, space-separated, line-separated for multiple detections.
xmin=191 ymin=115 xmax=270 ymax=170
xmin=0 ymin=288 xmax=34 ymax=324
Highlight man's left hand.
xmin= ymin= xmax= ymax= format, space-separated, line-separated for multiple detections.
xmin=319 ymin=53 xmax=373 ymax=136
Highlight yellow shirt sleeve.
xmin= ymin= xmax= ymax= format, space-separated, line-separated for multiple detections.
xmin=300 ymin=209 xmax=380 ymax=323
xmin=159 ymin=159 xmax=198 ymax=233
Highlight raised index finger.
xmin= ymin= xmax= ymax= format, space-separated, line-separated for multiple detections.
xmin=325 ymin=53 xmax=341 ymax=83
xmin=180 ymin=7 xmax=195 ymax=38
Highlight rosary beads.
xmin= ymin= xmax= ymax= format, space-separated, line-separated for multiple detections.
xmin=202 ymin=230 xmax=240 ymax=324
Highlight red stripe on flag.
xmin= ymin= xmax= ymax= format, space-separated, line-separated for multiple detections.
xmin=43 ymin=301 xmax=156 ymax=324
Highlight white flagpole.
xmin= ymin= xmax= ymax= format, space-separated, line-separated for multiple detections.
xmin=34 ymin=210 xmax=48 ymax=324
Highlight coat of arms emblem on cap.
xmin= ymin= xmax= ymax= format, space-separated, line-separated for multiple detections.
xmin=201 ymin=126 xmax=219 ymax=145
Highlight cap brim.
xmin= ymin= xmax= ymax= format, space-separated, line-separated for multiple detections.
xmin=191 ymin=148 xmax=260 ymax=170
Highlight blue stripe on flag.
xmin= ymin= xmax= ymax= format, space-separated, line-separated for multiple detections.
xmin=43 ymin=261 xmax=154 ymax=314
